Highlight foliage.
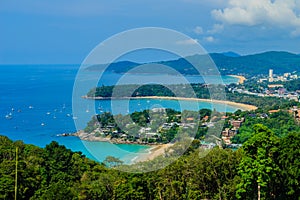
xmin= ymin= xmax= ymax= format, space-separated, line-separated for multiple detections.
xmin=236 ymin=124 xmax=281 ymax=199
xmin=283 ymin=78 xmax=300 ymax=92
xmin=232 ymin=111 xmax=300 ymax=143
xmin=1 ymin=122 xmax=300 ymax=199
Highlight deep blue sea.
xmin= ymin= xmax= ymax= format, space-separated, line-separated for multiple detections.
xmin=0 ymin=65 xmax=239 ymax=163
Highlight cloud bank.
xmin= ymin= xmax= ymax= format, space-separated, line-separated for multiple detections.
xmin=212 ymin=0 xmax=300 ymax=36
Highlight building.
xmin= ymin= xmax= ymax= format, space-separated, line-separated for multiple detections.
xmin=269 ymin=69 xmax=274 ymax=82
xmin=230 ymin=119 xmax=244 ymax=129
xmin=284 ymin=73 xmax=291 ymax=77
xmin=268 ymin=84 xmax=284 ymax=88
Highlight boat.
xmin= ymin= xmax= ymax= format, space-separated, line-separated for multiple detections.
xmin=46 ymin=112 xmax=51 ymax=115
xmin=5 ymin=114 xmax=12 ymax=119
xmin=29 ymin=105 xmax=34 ymax=109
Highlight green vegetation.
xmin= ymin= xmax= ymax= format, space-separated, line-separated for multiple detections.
xmin=1 ymin=124 xmax=300 ymax=199
xmin=283 ymin=79 xmax=300 ymax=92
xmin=226 ymin=92 xmax=299 ymax=110
xmin=231 ymin=110 xmax=300 ymax=144
xmin=88 ymin=83 xmax=300 ymax=110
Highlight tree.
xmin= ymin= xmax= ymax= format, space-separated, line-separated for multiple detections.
xmin=278 ymin=132 xmax=300 ymax=198
xmin=236 ymin=124 xmax=280 ymax=200
xmin=103 ymin=156 xmax=123 ymax=168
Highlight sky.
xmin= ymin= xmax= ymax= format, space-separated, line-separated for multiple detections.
xmin=1 ymin=0 xmax=300 ymax=64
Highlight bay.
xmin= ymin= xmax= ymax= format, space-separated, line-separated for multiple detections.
xmin=0 ymin=64 xmax=239 ymax=163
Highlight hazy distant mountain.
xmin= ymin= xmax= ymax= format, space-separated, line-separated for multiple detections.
xmin=221 ymin=51 xmax=241 ymax=57
xmin=87 ymin=51 xmax=300 ymax=77
xmin=87 ymin=61 xmax=140 ymax=72
xmin=212 ymin=51 xmax=300 ymax=76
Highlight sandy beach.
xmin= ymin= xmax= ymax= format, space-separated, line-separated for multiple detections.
xmin=83 ymin=95 xmax=257 ymax=111
xmin=133 ymin=96 xmax=257 ymax=110
xmin=228 ymin=75 xmax=246 ymax=84
xmin=133 ymin=143 xmax=173 ymax=163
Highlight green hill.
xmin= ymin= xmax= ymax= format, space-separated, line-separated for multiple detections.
xmin=87 ymin=51 xmax=300 ymax=77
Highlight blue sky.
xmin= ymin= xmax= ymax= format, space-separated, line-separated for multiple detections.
xmin=1 ymin=0 xmax=300 ymax=64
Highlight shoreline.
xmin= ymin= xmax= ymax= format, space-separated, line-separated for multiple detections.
xmin=83 ymin=95 xmax=257 ymax=111
xmin=75 ymin=131 xmax=172 ymax=163
xmin=76 ymin=131 xmax=162 ymax=146
xmin=133 ymin=143 xmax=173 ymax=163
xmin=228 ymin=75 xmax=246 ymax=84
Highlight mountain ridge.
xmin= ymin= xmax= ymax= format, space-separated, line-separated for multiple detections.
xmin=87 ymin=51 xmax=300 ymax=77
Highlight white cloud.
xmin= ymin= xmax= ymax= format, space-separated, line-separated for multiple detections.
xmin=204 ymin=36 xmax=215 ymax=42
xmin=193 ymin=26 xmax=204 ymax=34
xmin=211 ymin=0 xmax=300 ymax=36
xmin=176 ymin=39 xmax=199 ymax=45
xmin=207 ymin=24 xmax=224 ymax=34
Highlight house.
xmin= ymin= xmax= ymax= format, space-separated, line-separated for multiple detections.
xmin=151 ymin=108 xmax=166 ymax=113
xmin=268 ymin=110 xmax=280 ymax=114
xmin=186 ymin=117 xmax=194 ymax=121
xmin=221 ymin=116 xmax=228 ymax=120
xmin=231 ymin=120 xmax=243 ymax=129
xmin=222 ymin=128 xmax=237 ymax=137
xmin=290 ymin=107 xmax=300 ymax=120
xmin=202 ymin=115 xmax=209 ymax=121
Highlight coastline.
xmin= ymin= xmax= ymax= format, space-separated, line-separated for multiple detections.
xmin=83 ymin=95 xmax=257 ymax=111
xmin=133 ymin=143 xmax=173 ymax=163
xmin=76 ymin=131 xmax=155 ymax=145
xmin=228 ymin=75 xmax=246 ymax=84
xmin=75 ymin=130 xmax=172 ymax=163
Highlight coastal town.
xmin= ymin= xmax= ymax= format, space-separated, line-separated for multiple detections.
xmin=228 ymin=69 xmax=300 ymax=102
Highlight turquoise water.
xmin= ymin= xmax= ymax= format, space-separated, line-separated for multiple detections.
xmin=0 ymin=65 xmax=239 ymax=163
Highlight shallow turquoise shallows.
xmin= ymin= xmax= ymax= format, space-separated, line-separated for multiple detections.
xmin=0 ymin=65 xmax=240 ymax=163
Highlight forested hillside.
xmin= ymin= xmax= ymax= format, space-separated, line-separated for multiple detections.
xmin=1 ymin=124 xmax=299 ymax=199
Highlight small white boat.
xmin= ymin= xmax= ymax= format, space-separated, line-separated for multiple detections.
xmin=5 ymin=114 xmax=12 ymax=119
xmin=41 ymin=123 xmax=45 ymax=126
xmin=29 ymin=106 xmax=34 ymax=109
xmin=46 ymin=112 xmax=51 ymax=115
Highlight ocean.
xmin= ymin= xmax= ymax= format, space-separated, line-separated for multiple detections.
xmin=0 ymin=65 xmax=239 ymax=163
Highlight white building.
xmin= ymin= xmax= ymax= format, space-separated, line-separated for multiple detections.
xmin=269 ymin=69 xmax=274 ymax=82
